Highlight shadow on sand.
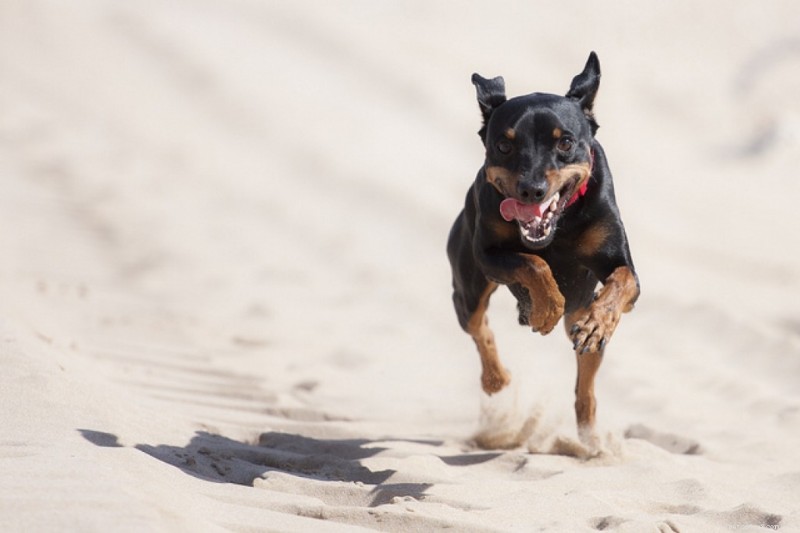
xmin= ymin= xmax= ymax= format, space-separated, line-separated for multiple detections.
xmin=79 ymin=429 xmax=500 ymax=508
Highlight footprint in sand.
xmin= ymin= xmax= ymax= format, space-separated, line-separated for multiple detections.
xmin=710 ymin=503 xmax=783 ymax=531
xmin=624 ymin=423 xmax=703 ymax=455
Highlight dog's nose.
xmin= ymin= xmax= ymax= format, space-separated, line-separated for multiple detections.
xmin=518 ymin=182 xmax=547 ymax=202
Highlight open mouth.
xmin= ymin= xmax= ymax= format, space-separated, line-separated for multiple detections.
xmin=499 ymin=179 xmax=580 ymax=245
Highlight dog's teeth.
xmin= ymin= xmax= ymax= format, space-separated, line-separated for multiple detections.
xmin=552 ymin=191 xmax=560 ymax=205
xmin=543 ymin=225 xmax=551 ymax=236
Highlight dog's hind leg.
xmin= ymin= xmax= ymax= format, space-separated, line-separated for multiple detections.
xmin=576 ymin=349 xmax=603 ymax=444
xmin=560 ymin=270 xmax=604 ymax=448
xmin=448 ymin=213 xmax=510 ymax=395
xmin=563 ymin=311 xmax=603 ymax=450
xmin=463 ymin=281 xmax=510 ymax=394
xmin=566 ymin=266 xmax=639 ymax=444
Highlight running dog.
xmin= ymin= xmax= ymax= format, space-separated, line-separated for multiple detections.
xmin=447 ymin=52 xmax=639 ymax=445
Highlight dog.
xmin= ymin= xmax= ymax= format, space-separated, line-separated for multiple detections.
xmin=447 ymin=52 xmax=639 ymax=447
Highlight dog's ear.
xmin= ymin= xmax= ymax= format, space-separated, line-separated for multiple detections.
xmin=566 ymin=52 xmax=601 ymax=134
xmin=472 ymin=73 xmax=506 ymax=141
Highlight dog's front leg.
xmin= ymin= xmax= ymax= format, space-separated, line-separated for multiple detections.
xmin=569 ymin=266 xmax=639 ymax=354
xmin=517 ymin=255 xmax=565 ymax=334
xmin=476 ymin=249 xmax=565 ymax=335
xmin=567 ymin=265 xmax=639 ymax=447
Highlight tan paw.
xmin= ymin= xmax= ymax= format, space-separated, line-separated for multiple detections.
xmin=569 ymin=303 xmax=620 ymax=354
xmin=528 ymin=290 xmax=565 ymax=335
xmin=481 ymin=366 xmax=511 ymax=395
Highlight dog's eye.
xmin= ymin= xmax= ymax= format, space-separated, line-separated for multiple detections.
xmin=496 ymin=139 xmax=514 ymax=155
xmin=556 ymin=137 xmax=574 ymax=153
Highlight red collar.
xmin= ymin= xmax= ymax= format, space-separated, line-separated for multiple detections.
xmin=565 ymin=149 xmax=593 ymax=208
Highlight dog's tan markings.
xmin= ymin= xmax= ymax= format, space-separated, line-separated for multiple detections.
xmin=552 ymin=127 xmax=562 ymax=139
xmin=488 ymin=218 xmax=517 ymax=242
xmin=512 ymin=255 xmax=565 ymax=334
xmin=577 ymin=221 xmax=610 ymax=256
xmin=466 ymin=282 xmax=510 ymax=394
xmin=504 ymin=128 xmax=516 ymax=140
xmin=560 ymin=161 xmax=591 ymax=190
xmin=489 ymin=161 xmax=591 ymax=202
xmin=544 ymin=168 xmax=560 ymax=195
xmin=542 ymin=161 xmax=592 ymax=201
xmin=565 ymin=310 xmax=602 ymax=442
xmin=569 ymin=266 xmax=639 ymax=355
xmin=574 ymin=348 xmax=602 ymax=442
xmin=609 ymin=266 xmax=640 ymax=313
xmin=485 ymin=166 xmax=518 ymax=196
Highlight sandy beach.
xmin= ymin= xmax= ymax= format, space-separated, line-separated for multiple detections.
xmin=1 ymin=1 xmax=799 ymax=531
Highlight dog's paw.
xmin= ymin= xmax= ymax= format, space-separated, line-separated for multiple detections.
xmin=481 ymin=365 xmax=511 ymax=395
xmin=528 ymin=292 xmax=565 ymax=335
xmin=521 ymin=255 xmax=565 ymax=335
xmin=569 ymin=302 xmax=620 ymax=354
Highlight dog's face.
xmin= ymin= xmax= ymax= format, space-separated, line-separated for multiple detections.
xmin=473 ymin=53 xmax=601 ymax=250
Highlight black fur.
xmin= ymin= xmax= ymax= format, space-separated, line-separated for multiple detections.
xmin=447 ymin=51 xmax=638 ymax=340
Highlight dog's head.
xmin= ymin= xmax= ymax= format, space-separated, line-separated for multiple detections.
xmin=473 ymin=52 xmax=600 ymax=250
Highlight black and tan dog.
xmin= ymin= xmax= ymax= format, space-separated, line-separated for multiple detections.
xmin=447 ymin=52 xmax=639 ymax=446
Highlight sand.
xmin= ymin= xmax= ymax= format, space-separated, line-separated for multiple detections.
xmin=1 ymin=1 xmax=799 ymax=531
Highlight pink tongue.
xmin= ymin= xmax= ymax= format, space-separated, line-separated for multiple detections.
xmin=499 ymin=198 xmax=543 ymax=222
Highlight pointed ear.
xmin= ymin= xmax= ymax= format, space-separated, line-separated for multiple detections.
xmin=471 ymin=73 xmax=506 ymax=140
xmin=566 ymin=52 xmax=601 ymax=133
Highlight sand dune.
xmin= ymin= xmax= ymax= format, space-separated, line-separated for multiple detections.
xmin=1 ymin=1 xmax=799 ymax=531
